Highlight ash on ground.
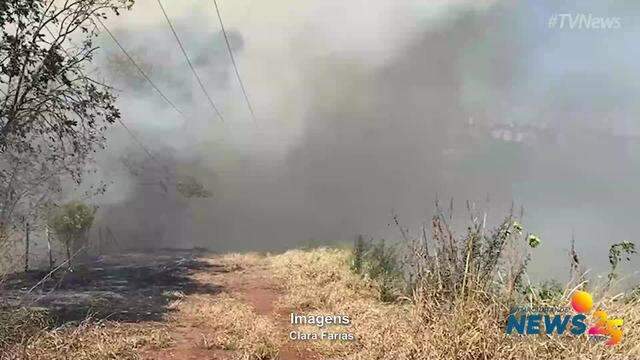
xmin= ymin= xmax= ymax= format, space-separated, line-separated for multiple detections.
xmin=0 ymin=250 xmax=222 ymax=325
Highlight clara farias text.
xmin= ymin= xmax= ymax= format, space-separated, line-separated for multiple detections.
xmin=289 ymin=313 xmax=355 ymax=341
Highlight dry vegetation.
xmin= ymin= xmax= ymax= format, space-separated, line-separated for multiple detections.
xmin=1 ymin=218 xmax=638 ymax=359
xmin=269 ymin=239 xmax=640 ymax=359
xmin=270 ymin=247 xmax=640 ymax=359
xmin=0 ymin=314 xmax=170 ymax=360
xmin=173 ymin=293 xmax=282 ymax=359
xmin=271 ymin=248 xmax=419 ymax=358
xmin=215 ymin=252 xmax=268 ymax=271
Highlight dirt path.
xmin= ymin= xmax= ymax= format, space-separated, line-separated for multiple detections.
xmin=142 ymin=255 xmax=317 ymax=360
xmin=224 ymin=261 xmax=318 ymax=360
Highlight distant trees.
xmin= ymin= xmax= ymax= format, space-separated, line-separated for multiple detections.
xmin=0 ymin=0 xmax=132 ymax=251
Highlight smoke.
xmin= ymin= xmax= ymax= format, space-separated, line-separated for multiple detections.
xmin=82 ymin=0 xmax=639 ymax=282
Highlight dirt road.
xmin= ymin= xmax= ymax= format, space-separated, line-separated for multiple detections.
xmin=2 ymin=251 xmax=331 ymax=359
xmin=141 ymin=254 xmax=317 ymax=360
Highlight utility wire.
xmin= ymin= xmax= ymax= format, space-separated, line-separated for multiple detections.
xmin=212 ymin=0 xmax=257 ymax=122
xmin=46 ymin=23 xmax=172 ymax=182
xmin=96 ymin=21 xmax=178 ymax=185
xmin=96 ymin=18 xmax=187 ymax=121
xmin=115 ymin=118 xmax=169 ymax=175
xmin=116 ymin=117 xmax=178 ymax=194
xmin=156 ymin=0 xmax=225 ymax=122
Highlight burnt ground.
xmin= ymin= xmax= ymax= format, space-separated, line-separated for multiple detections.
xmin=1 ymin=250 xmax=321 ymax=359
xmin=0 ymin=250 xmax=223 ymax=325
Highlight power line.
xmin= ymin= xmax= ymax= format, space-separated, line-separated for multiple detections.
xmin=96 ymin=18 xmax=187 ymax=121
xmin=47 ymin=23 xmax=172 ymax=182
xmin=115 ymin=118 xmax=168 ymax=174
xmin=212 ymin=0 xmax=257 ymax=122
xmin=94 ymin=21 xmax=192 ymax=196
xmin=116 ymin=117 xmax=179 ymax=193
xmin=116 ymin=117 xmax=178 ymax=194
xmin=156 ymin=0 xmax=225 ymax=122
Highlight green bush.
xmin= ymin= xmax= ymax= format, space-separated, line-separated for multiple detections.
xmin=48 ymin=201 xmax=96 ymax=266
xmin=536 ymin=279 xmax=564 ymax=301
xmin=350 ymin=237 xmax=403 ymax=302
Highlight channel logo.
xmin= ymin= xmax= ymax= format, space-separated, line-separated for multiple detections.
xmin=506 ymin=290 xmax=623 ymax=346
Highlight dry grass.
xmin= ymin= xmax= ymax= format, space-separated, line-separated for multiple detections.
xmin=270 ymin=248 xmax=377 ymax=310
xmin=216 ymin=252 xmax=267 ymax=272
xmin=2 ymin=247 xmax=637 ymax=359
xmin=173 ymin=293 xmax=281 ymax=360
xmin=0 ymin=317 xmax=171 ymax=360
xmin=270 ymin=248 xmax=640 ymax=360
xmin=0 ymin=308 xmax=52 ymax=351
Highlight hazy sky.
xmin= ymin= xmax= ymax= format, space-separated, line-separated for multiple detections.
xmin=84 ymin=0 xmax=640 ymax=284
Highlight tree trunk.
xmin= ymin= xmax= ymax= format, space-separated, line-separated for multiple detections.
xmin=66 ymin=242 xmax=71 ymax=269
xmin=46 ymin=225 xmax=53 ymax=270
xmin=71 ymin=231 xmax=89 ymax=265
xmin=24 ymin=222 xmax=30 ymax=272
xmin=98 ymin=227 xmax=103 ymax=254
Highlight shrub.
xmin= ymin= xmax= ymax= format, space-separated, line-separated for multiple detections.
xmin=535 ymin=279 xmax=564 ymax=301
xmin=607 ymin=241 xmax=636 ymax=286
xmin=48 ymin=201 xmax=96 ymax=266
xmin=351 ymin=210 xmax=539 ymax=304
xmin=400 ymin=211 xmax=536 ymax=306
xmin=350 ymin=235 xmax=366 ymax=273
xmin=350 ymin=237 xmax=404 ymax=302
xmin=176 ymin=176 xmax=212 ymax=198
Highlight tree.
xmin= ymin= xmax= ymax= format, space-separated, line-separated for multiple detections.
xmin=47 ymin=201 xmax=95 ymax=267
xmin=0 ymin=0 xmax=133 ymax=244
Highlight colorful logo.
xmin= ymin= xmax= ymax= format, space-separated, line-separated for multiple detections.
xmin=506 ymin=290 xmax=623 ymax=346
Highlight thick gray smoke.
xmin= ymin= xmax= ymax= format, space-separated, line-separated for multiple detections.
xmin=81 ymin=0 xmax=640 ymax=282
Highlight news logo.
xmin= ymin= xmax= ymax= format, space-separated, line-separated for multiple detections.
xmin=506 ymin=290 xmax=623 ymax=346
